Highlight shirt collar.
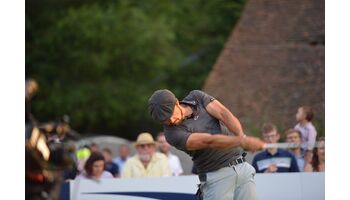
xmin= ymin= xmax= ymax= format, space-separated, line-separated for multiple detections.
xmin=265 ymin=148 xmax=281 ymax=156
xmin=180 ymin=100 xmax=199 ymax=120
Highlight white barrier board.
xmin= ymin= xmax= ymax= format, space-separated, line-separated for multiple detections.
xmin=69 ymin=172 xmax=324 ymax=200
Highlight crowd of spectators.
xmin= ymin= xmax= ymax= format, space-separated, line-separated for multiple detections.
xmin=252 ymin=105 xmax=325 ymax=173
xmin=64 ymin=132 xmax=184 ymax=181
xmin=61 ymin=105 xmax=324 ymax=181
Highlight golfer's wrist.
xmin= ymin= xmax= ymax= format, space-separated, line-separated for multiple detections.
xmin=239 ymin=136 xmax=246 ymax=147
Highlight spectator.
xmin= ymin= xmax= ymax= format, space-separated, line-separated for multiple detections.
xmin=76 ymin=145 xmax=91 ymax=173
xmin=102 ymin=148 xmax=119 ymax=177
xmin=75 ymin=152 xmax=113 ymax=180
xmin=89 ymin=142 xmax=99 ymax=153
xmin=156 ymin=132 xmax=184 ymax=176
xmin=285 ymin=129 xmax=305 ymax=172
xmin=122 ymin=132 xmax=171 ymax=178
xmin=252 ymin=123 xmax=299 ymax=173
xmin=113 ymin=144 xmax=130 ymax=173
xmin=305 ymin=137 xmax=325 ymax=172
xmin=76 ymin=142 xmax=99 ymax=172
xmin=294 ymin=106 xmax=318 ymax=166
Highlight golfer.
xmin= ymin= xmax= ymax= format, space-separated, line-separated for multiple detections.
xmin=148 ymin=89 xmax=265 ymax=200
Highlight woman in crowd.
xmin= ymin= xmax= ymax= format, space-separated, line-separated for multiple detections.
xmin=75 ymin=151 xmax=113 ymax=180
xmin=305 ymin=137 xmax=325 ymax=172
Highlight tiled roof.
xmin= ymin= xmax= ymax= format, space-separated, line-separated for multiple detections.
xmin=203 ymin=0 xmax=324 ymax=132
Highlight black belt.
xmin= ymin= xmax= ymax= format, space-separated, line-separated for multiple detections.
xmin=228 ymin=156 xmax=246 ymax=167
xmin=229 ymin=152 xmax=247 ymax=167
xmin=198 ymin=153 xmax=247 ymax=182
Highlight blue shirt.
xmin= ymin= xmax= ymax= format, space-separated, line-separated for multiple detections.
xmin=105 ymin=161 xmax=119 ymax=177
xmin=291 ymin=151 xmax=305 ymax=172
xmin=113 ymin=157 xmax=129 ymax=173
xmin=252 ymin=148 xmax=300 ymax=173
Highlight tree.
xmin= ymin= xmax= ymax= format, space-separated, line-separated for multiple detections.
xmin=26 ymin=0 xmax=245 ymax=139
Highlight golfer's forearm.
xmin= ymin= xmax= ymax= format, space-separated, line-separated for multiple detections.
xmin=206 ymin=134 xmax=243 ymax=150
xmin=186 ymin=133 xmax=244 ymax=150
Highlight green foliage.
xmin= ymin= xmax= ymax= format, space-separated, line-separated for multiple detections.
xmin=26 ymin=0 xmax=246 ymax=139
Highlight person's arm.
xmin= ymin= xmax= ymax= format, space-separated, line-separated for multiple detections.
xmin=304 ymin=163 xmax=313 ymax=172
xmin=185 ymin=132 xmax=264 ymax=151
xmin=205 ymin=99 xmax=245 ymax=137
xmin=290 ymin=155 xmax=300 ymax=172
xmin=305 ymin=126 xmax=317 ymax=165
xmin=304 ymin=150 xmax=313 ymax=167
xmin=264 ymin=164 xmax=278 ymax=173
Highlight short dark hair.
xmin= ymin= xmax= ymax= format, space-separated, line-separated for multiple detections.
xmin=311 ymin=137 xmax=325 ymax=172
xmin=102 ymin=148 xmax=112 ymax=155
xmin=301 ymin=106 xmax=314 ymax=121
xmin=84 ymin=152 xmax=105 ymax=177
xmin=90 ymin=143 xmax=98 ymax=148
xmin=285 ymin=128 xmax=302 ymax=138
xmin=261 ymin=123 xmax=277 ymax=134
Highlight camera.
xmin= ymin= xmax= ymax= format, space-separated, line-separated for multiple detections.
xmin=25 ymin=115 xmax=80 ymax=200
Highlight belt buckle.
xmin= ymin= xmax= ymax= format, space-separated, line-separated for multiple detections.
xmin=229 ymin=160 xmax=237 ymax=167
xmin=229 ymin=162 xmax=233 ymax=168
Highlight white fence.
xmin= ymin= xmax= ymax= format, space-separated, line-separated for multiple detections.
xmin=67 ymin=172 xmax=324 ymax=200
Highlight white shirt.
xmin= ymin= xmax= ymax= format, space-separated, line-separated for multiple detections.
xmin=295 ymin=122 xmax=317 ymax=150
xmin=167 ymin=153 xmax=183 ymax=176
xmin=75 ymin=171 xmax=113 ymax=180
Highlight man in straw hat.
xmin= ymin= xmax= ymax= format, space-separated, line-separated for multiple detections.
xmin=121 ymin=132 xmax=171 ymax=178
xmin=148 ymin=89 xmax=266 ymax=200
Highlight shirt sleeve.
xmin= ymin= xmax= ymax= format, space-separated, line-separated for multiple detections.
xmin=174 ymin=156 xmax=184 ymax=176
xmin=252 ymin=155 xmax=261 ymax=173
xmin=112 ymin=163 xmax=119 ymax=177
xmin=164 ymin=125 xmax=191 ymax=152
xmin=102 ymin=171 xmax=114 ymax=178
xmin=187 ymin=90 xmax=215 ymax=107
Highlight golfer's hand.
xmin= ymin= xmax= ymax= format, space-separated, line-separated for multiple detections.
xmin=241 ymin=136 xmax=265 ymax=152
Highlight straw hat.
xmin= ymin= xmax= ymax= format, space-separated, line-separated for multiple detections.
xmin=134 ymin=132 xmax=156 ymax=146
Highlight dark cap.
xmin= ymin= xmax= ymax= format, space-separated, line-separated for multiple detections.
xmin=148 ymin=89 xmax=177 ymax=122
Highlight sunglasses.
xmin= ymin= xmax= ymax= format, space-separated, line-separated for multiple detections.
xmin=137 ymin=144 xmax=154 ymax=148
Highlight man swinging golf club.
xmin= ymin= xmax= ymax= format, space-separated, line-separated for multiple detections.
xmin=148 ymin=89 xmax=265 ymax=200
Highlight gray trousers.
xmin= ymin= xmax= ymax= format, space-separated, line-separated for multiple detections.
xmin=199 ymin=162 xmax=257 ymax=200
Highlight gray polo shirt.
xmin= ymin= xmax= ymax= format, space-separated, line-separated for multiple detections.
xmin=164 ymin=90 xmax=243 ymax=173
